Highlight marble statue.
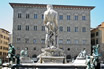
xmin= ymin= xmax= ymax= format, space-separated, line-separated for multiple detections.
xmin=8 ymin=43 xmax=15 ymax=64
xmin=24 ymin=47 xmax=28 ymax=57
xmin=20 ymin=47 xmax=28 ymax=57
xmin=43 ymin=4 xmax=58 ymax=48
xmin=37 ymin=4 xmax=66 ymax=63
xmin=78 ymin=48 xmax=86 ymax=58
xmin=73 ymin=48 xmax=87 ymax=64
xmin=80 ymin=48 xmax=86 ymax=58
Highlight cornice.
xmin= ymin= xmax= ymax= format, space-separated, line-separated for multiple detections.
xmin=9 ymin=3 xmax=95 ymax=10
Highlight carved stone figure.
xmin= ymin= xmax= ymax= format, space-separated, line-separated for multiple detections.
xmin=81 ymin=48 xmax=86 ymax=58
xmin=43 ymin=4 xmax=58 ymax=48
xmin=24 ymin=47 xmax=28 ymax=57
xmin=78 ymin=48 xmax=86 ymax=58
xmin=37 ymin=4 xmax=66 ymax=63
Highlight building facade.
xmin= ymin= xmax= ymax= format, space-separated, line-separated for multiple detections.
xmin=9 ymin=34 xmax=13 ymax=44
xmin=10 ymin=3 xmax=94 ymax=59
xmin=91 ymin=22 xmax=104 ymax=61
xmin=0 ymin=28 xmax=9 ymax=62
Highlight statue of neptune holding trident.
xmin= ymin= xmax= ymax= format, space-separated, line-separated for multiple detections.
xmin=43 ymin=5 xmax=58 ymax=48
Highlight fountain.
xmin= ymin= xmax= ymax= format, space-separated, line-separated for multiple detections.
xmin=37 ymin=4 xmax=66 ymax=63
xmin=2 ymin=4 xmax=101 ymax=69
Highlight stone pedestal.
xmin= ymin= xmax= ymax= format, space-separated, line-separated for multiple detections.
xmin=40 ymin=56 xmax=65 ymax=63
xmin=38 ymin=46 xmax=66 ymax=63
xmin=73 ymin=56 xmax=86 ymax=64
xmin=20 ymin=57 xmax=34 ymax=63
xmin=10 ymin=63 xmax=87 ymax=69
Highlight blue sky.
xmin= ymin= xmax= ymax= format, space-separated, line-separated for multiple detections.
xmin=0 ymin=0 xmax=104 ymax=33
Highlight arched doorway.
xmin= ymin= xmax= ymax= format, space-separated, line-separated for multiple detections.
xmin=66 ymin=55 xmax=71 ymax=62
xmin=32 ymin=54 xmax=37 ymax=62
xmin=32 ymin=54 xmax=37 ymax=58
xmin=66 ymin=55 xmax=71 ymax=59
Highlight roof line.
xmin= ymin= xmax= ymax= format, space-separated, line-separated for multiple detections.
xmin=0 ymin=28 xmax=10 ymax=33
xmin=9 ymin=3 xmax=95 ymax=9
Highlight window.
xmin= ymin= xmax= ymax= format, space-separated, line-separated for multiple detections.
xmin=33 ymin=39 xmax=36 ymax=44
xmin=3 ymin=52 xmax=6 ymax=55
xmin=26 ymin=25 xmax=29 ymax=31
xmin=42 ymin=26 xmax=45 ymax=31
xmin=18 ymin=13 xmax=22 ymax=18
xmin=4 ymin=36 xmax=5 ymax=39
xmin=34 ymin=47 xmax=36 ymax=50
xmin=59 ymin=26 xmax=63 ymax=32
xmin=34 ymin=14 xmax=37 ymax=19
xmin=59 ymin=39 xmax=63 ymax=44
xmin=17 ymin=25 xmax=21 ymax=30
xmin=75 ymin=27 xmax=78 ymax=32
xmin=82 ymin=27 xmax=86 ymax=32
xmin=0 ymin=34 xmax=3 ymax=38
xmin=67 ymin=27 xmax=70 ymax=32
xmin=25 ymin=38 xmax=29 ymax=43
xmin=67 ymin=39 xmax=70 ymax=44
xmin=0 ymin=52 xmax=2 ymax=55
xmin=91 ymin=39 xmax=95 ymax=45
xmin=59 ymin=15 xmax=63 ymax=20
xmin=96 ymin=38 xmax=98 ymax=44
xmin=66 ymin=55 xmax=71 ymax=59
xmin=91 ymin=33 xmax=95 ymax=38
xmin=67 ymin=15 xmax=70 ymax=20
xmin=96 ymin=32 xmax=98 ymax=36
xmin=0 ymin=46 xmax=2 ymax=49
xmin=32 ymin=54 xmax=37 ymax=58
xmin=82 ymin=40 xmax=87 ymax=44
xmin=34 ymin=26 xmax=37 ymax=31
xmin=42 ymin=14 xmax=44 ymax=19
xmin=74 ymin=40 xmax=78 ymax=44
xmin=67 ymin=48 xmax=70 ymax=51
xmin=7 ymin=38 xmax=9 ymax=41
xmin=82 ymin=16 xmax=86 ymax=20
xmin=75 ymin=16 xmax=78 ymax=20
xmin=17 ymin=38 xmax=21 ymax=42
xmin=26 ymin=14 xmax=29 ymax=19
xmin=41 ymin=39 xmax=45 ymax=44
